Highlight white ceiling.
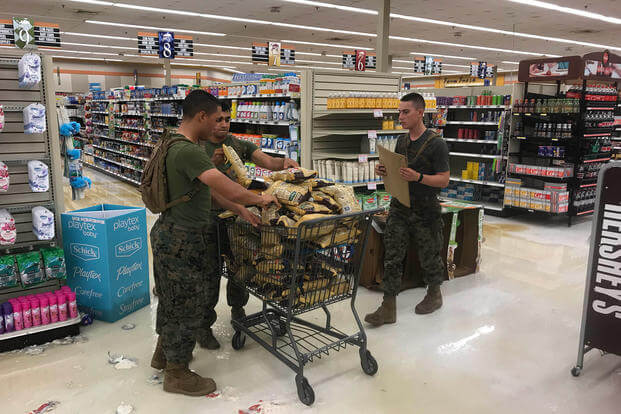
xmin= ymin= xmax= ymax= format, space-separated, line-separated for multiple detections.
xmin=1 ymin=0 xmax=620 ymax=74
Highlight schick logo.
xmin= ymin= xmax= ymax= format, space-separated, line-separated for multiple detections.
xmin=115 ymin=238 xmax=142 ymax=258
xmin=70 ymin=243 xmax=100 ymax=261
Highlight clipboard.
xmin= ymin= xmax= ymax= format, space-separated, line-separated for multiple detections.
xmin=377 ymin=144 xmax=410 ymax=207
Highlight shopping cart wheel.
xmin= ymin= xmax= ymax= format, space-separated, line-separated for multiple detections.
xmin=295 ymin=374 xmax=315 ymax=406
xmin=232 ymin=331 xmax=246 ymax=350
xmin=571 ymin=366 xmax=582 ymax=377
xmin=360 ymin=349 xmax=378 ymax=376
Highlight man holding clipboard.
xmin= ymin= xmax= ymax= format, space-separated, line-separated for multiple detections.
xmin=365 ymin=92 xmax=450 ymax=326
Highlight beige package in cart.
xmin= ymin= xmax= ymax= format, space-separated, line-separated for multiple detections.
xmin=271 ymin=168 xmax=318 ymax=183
xmin=311 ymin=191 xmax=340 ymax=212
xmin=265 ymin=181 xmax=310 ymax=206
xmin=318 ymin=184 xmax=361 ymax=214
xmin=286 ymin=201 xmax=332 ymax=216
xmin=222 ymin=144 xmax=252 ymax=187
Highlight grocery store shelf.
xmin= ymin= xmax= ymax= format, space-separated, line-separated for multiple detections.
xmin=92 ymin=145 xmax=149 ymax=161
xmin=150 ymin=113 xmax=182 ymax=119
xmin=117 ymin=112 xmax=146 ymax=117
xmin=0 ymin=315 xmax=82 ymax=342
xmin=262 ymin=148 xmax=288 ymax=156
xmin=444 ymin=138 xmax=499 ymax=144
xmin=449 ymin=152 xmax=505 ymax=159
xmin=440 ymin=105 xmax=508 ymax=109
xmin=347 ymin=180 xmax=383 ymax=188
xmin=513 ymin=112 xmax=579 ymax=117
xmin=116 ymin=125 xmax=146 ymax=131
xmin=92 ymin=122 xmax=109 ymax=127
xmin=449 ymin=177 xmax=504 ymax=187
xmin=441 ymin=197 xmax=502 ymax=211
xmin=219 ymin=93 xmax=300 ymax=99
xmin=513 ymin=136 xmax=567 ymax=141
xmin=445 ymin=121 xmax=498 ymax=126
xmin=508 ymin=172 xmax=571 ymax=180
xmin=583 ymin=157 xmax=611 ymax=163
xmin=579 ymin=183 xmax=597 ymax=188
xmin=93 ymin=135 xmax=155 ymax=148
xmin=92 ymin=155 xmax=144 ymax=172
xmin=314 ymin=109 xmax=400 ymax=116
xmin=84 ymin=162 xmax=140 ymax=186
xmin=313 ymin=151 xmax=379 ymax=160
xmin=231 ymin=118 xmax=296 ymax=126
xmin=576 ymin=209 xmax=595 ymax=216
xmin=313 ymin=129 xmax=404 ymax=138
xmin=91 ymin=110 xmax=108 ymax=114
xmin=505 ymin=205 xmax=567 ymax=216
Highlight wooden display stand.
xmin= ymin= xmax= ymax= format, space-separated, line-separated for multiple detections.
xmin=359 ymin=202 xmax=483 ymax=291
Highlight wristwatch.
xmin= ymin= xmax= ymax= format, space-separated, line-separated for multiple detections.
xmin=417 ymin=173 xmax=424 ymax=183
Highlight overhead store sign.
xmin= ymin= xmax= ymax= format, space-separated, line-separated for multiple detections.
xmin=158 ymin=31 xmax=175 ymax=59
xmin=413 ymin=56 xmax=442 ymax=75
xmin=470 ymin=62 xmax=496 ymax=79
xmin=583 ymin=50 xmax=621 ymax=80
xmin=138 ymin=32 xmax=193 ymax=58
xmin=342 ymin=51 xmax=376 ymax=70
xmin=174 ymin=34 xmax=193 ymax=57
xmin=0 ymin=19 xmax=61 ymax=48
xmin=355 ymin=50 xmax=366 ymax=71
xmin=137 ymin=32 xmax=158 ymax=56
xmin=269 ymin=41 xmax=281 ymax=66
xmin=252 ymin=42 xmax=295 ymax=65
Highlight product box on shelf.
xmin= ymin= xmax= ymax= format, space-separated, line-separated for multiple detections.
xmin=61 ymin=204 xmax=149 ymax=322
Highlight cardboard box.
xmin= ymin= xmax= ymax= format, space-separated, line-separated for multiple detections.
xmin=61 ymin=204 xmax=150 ymax=323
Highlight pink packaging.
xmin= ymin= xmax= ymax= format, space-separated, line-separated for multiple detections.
xmin=67 ymin=292 xmax=78 ymax=319
xmin=57 ymin=293 xmax=68 ymax=321
xmin=39 ymin=295 xmax=50 ymax=325
xmin=10 ymin=300 xmax=23 ymax=331
xmin=47 ymin=293 xmax=58 ymax=323
xmin=61 ymin=286 xmax=72 ymax=293
xmin=21 ymin=299 xmax=32 ymax=328
xmin=30 ymin=297 xmax=41 ymax=326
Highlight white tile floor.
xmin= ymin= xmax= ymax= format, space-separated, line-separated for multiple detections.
xmin=1 ymin=169 xmax=620 ymax=414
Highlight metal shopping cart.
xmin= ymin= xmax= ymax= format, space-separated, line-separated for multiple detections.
xmin=218 ymin=210 xmax=380 ymax=405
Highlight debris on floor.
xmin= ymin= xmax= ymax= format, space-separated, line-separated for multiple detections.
xmin=24 ymin=345 xmax=46 ymax=356
xmin=108 ymin=352 xmax=138 ymax=370
xmin=116 ymin=403 xmax=134 ymax=414
xmin=121 ymin=323 xmax=136 ymax=330
xmin=28 ymin=401 xmax=60 ymax=414
xmin=238 ymin=400 xmax=284 ymax=413
xmin=146 ymin=373 xmax=163 ymax=385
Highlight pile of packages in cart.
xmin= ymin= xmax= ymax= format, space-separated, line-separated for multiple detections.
xmin=219 ymin=144 xmax=367 ymax=309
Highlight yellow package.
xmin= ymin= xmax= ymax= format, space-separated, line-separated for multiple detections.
xmin=316 ymin=225 xmax=360 ymax=248
xmin=256 ymin=259 xmax=285 ymax=273
xmin=261 ymin=204 xmax=280 ymax=226
xmin=311 ymin=191 xmax=340 ymax=212
xmin=222 ymin=144 xmax=252 ymax=187
xmin=271 ymin=168 xmax=318 ymax=183
xmin=265 ymin=181 xmax=310 ymax=206
xmin=286 ymin=201 xmax=332 ymax=216
xmin=319 ymin=185 xmax=361 ymax=214
xmin=295 ymin=213 xmax=334 ymax=239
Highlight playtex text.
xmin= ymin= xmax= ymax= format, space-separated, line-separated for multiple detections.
xmin=62 ymin=205 xmax=149 ymax=322
xmin=591 ymin=204 xmax=621 ymax=319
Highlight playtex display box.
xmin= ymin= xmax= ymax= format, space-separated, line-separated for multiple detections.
xmin=61 ymin=204 xmax=149 ymax=322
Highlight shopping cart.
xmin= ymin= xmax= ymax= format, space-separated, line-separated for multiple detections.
xmin=218 ymin=209 xmax=380 ymax=405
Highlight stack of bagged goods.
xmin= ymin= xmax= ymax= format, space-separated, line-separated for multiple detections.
xmin=17 ymin=53 xmax=41 ymax=89
xmin=31 ymin=206 xmax=55 ymax=240
xmin=219 ymin=145 xmax=365 ymax=308
xmin=0 ymin=247 xmax=66 ymax=290
xmin=0 ymin=209 xmax=16 ymax=246
xmin=27 ymin=160 xmax=49 ymax=192
xmin=0 ymin=161 xmax=8 ymax=192
xmin=23 ymin=103 xmax=46 ymax=134
xmin=0 ymin=104 xmax=4 ymax=132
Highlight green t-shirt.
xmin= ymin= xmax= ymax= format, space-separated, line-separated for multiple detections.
xmin=165 ymin=134 xmax=215 ymax=228
xmin=203 ymin=133 xmax=259 ymax=173
xmin=395 ymin=129 xmax=449 ymax=200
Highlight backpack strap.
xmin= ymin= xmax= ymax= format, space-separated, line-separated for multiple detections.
xmin=162 ymin=136 xmax=203 ymax=210
xmin=406 ymin=131 xmax=438 ymax=166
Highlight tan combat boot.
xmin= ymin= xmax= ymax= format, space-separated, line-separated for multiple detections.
xmin=364 ymin=296 xmax=397 ymax=326
xmin=415 ymin=285 xmax=443 ymax=314
xmin=150 ymin=336 xmax=166 ymax=370
xmin=163 ymin=363 xmax=217 ymax=396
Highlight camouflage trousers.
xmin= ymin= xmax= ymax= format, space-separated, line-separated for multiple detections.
xmin=151 ymin=216 xmax=219 ymax=364
xmin=201 ymin=223 xmax=249 ymax=331
xmin=383 ymin=198 xmax=445 ymax=297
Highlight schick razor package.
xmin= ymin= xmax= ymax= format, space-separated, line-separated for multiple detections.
xmin=41 ymin=247 xmax=67 ymax=280
xmin=0 ymin=255 xmax=18 ymax=289
xmin=15 ymin=251 xmax=45 ymax=286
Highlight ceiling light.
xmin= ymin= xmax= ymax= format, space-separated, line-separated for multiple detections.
xmin=62 ymin=41 xmax=134 ymax=50
xmin=296 ymin=59 xmax=341 ymax=65
xmin=61 ymin=32 xmax=134 ymax=41
xmin=390 ymin=36 xmax=558 ymax=56
xmin=68 ymin=0 xmax=112 ymax=4
xmin=296 ymin=51 xmax=322 ymax=56
xmin=502 ymin=61 xmax=520 ymax=65
xmin=85 ymin=20 xmax=226 ymax=37
xmin=52 ymin=49 xmax=119 ymax=56
xmin=193 ymin=52 xmax=250 ymax=59
xmin=52 ymin=56 xmax=123 ymax=62
xmin=194 ymin=43 xmax=248 ymax=51
xmin=282 ymin=39 xmax=373 ymax=50
xmin=281 ymin=0 xmax=377 ymax=15
xmin=507 ymin=0 xmax=621 ymax=25
xmin=407 ymin=52 xmax=476 ymax=60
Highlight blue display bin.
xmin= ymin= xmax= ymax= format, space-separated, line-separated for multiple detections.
xmin=61 ymin=204 xmax=150 ymax=322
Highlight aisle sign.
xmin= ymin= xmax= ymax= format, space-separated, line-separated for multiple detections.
xmin=252 ymin=42 xmax=294 ymax=65
xmin=252 ymin=42 xmax=269 ymax=63
xmin=0 ymin=20 xmax=15 ymax=46
xmin=365 ymin=53 xmax=377 ymax=69
xmin=342 ymin=51 xmax=355 ymax=69
xmin=174 ymin=34 xmax=193 ymax=57
xmin=0 ymin=19 xmax=62 ymax=48
xmin=471 ymin=62 xmax=496 ymax=79
xmin=281 ymin=45 xmax=295 ymax=65
xmin=13 ymin=17 xmax=34 ymax=49
xmin=158 ymin=31 xmax=175 ymax=59
xmin=269 ymin=41 xmax=281 ymax=66
xmin=355 ymin=50 xmax=367 ymax=71
xmin=413 ymin=56 xmax=442 ymax=75
xmin=137 ymin=32 xmax=158 ymax=56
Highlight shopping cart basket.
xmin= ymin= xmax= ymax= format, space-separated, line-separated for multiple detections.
xmin=218 ymin=209 xmax=381 ymax=405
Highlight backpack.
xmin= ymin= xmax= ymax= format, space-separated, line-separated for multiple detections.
xmin=139 ymin=129 xmax=200 ymax=214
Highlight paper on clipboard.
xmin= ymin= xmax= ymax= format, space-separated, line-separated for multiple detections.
xmin=377 ymin=144 xmax=410 ymax=207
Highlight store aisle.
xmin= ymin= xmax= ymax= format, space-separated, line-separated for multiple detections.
xmin=1 ymin=169 xmax=619 ymax=414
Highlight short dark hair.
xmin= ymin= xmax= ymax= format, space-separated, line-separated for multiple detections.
xmin=220 ymin=101 xmax=231 ymax=113
xmin=182 ymin=90 xmax=221 ymax=119
xmin=400 ymin=92 xmax=425 ymax=110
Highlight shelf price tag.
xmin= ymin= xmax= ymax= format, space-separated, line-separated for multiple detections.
xmin=367 ymin=182 xmax=377 ymax=190
xmin=358 ymin=154 xmax=368 ymax=163
xmin=368 ymin=130 xmax=378 ymax=139
xmin=373 ymin=109 xmax=383 ymax=118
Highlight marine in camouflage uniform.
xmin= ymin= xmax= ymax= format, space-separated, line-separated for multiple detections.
xmin=365 ymin=92 xmax=449 ymax=326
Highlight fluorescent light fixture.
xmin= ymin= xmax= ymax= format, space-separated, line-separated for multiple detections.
xmin=507 ymin=0 xmax=621 ymax=25
xmin=193 ymin=52 xmax=250 ymax=59
xmin=85 ymin=20 xmax=226 ymax=37
xmin=68 ymin=0 xmax=112 ymax=4
xmin=502 ymin=61 xmax=520 ymax=65
xmin=61 ymin=32 xmax=133 ymax=41
xmin=52 ymin=49 xmax=119 ymax=56
xmin=281 ymin=0 xmax=377 ymax=15
xmin=296 ymin=59 xmax=341 ymax=65
xmin=62 ymin=41 xmax=134 ymax=50
xmin=390 ymin=36 xmax=558 ymax=56
xmin=52 ymin=55 xmax=123 ymax=62
xmin=407 ymin=53 xmax=476 ymax=60
xmin=296 ymin=51 xmax=322 ymax=56
xmin=282 ymin=39 xmax=373 ymax=50
xmin=193 ymin=43 xmax=248 ymax=51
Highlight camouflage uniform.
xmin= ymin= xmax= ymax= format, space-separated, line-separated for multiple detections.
xmin=152 ymin=216 xmax=219 ymax=363
xmin=382 ymin=129 xmax=448 ymax=296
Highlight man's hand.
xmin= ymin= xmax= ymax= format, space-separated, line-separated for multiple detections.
xmin=375 ymin=163 xmax=387 ymax=177
xmin=239 ymin=206 xmax=261 ymax=227
xmin=258 ymin=194 xmax=281 ymax=209
xmin=283 ymin=158 xmax=300 ymax=169
xmin=212 ymin=148 xmax=225 ymax=166
xmin=399 ymin=167 xmax=421 ymax=182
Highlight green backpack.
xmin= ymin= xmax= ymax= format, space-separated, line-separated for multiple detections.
xmin=139 ymin=129 xmax=200 ymax=214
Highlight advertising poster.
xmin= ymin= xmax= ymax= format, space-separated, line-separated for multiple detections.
xmin=269 ymin=41 xmax=281 ymax=67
